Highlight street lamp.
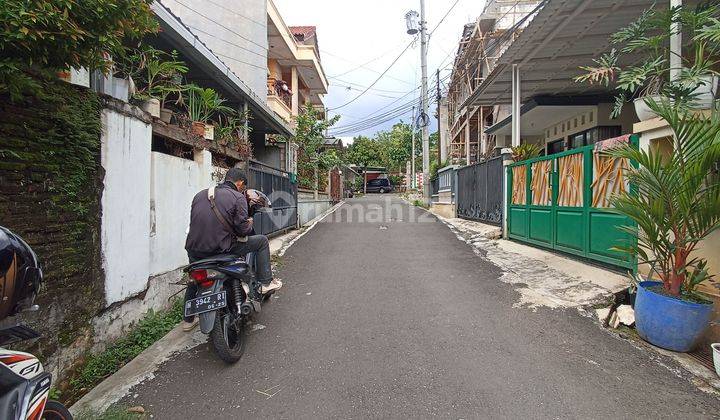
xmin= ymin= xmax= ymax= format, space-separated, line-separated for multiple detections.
xmin=405 ymin=11 xmax=420 ymax=35
xmin=406 ymin=2 xmax=430 ymax=204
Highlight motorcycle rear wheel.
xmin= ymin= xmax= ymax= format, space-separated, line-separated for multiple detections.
xmin=210 ymin=309 xmax=246 ymax=363
xmin=42 ymin=400 xmax=73 ymax=420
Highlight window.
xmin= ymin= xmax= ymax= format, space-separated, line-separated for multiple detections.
xmin=367 ymin=179 xmax=381 ymax=186
xmin=568 ymin=126 xmax=621 ymax=149
xmin=547 ymin=138 xmax=565 ymax=155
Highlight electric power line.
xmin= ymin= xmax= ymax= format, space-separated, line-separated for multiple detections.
xmin=202 ymin=0 xmax=266 ymax=27
xmin=328 ymin=37 xmax=418 ymax=111
xmin=172 ymin=0 xmax=268 ymax=54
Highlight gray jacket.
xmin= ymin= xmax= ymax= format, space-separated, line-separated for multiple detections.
xmin=185 ymin=182 xmax=252 ymax=254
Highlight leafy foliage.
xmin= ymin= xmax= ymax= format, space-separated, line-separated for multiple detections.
xmin=289 ymin=104 xmax=340 ymax=189
xmin=183 ymin=84 xmax=235 ymax=123
xmin=608 ymin=99 xmax=720 ymax=299
xmin=215 ymin=110 xmax=253 ymax=158
xmin=67 ymin=300 xmax=183 ymax=403
xmin=575 ymin=3 xmax=720 ymax=117
xmin=511 ymin=143 xmax=541 ymax=162
xmin=116 ymin=47 xmax=188 ymax=105
xmin=0 ymin=0 xmax=157 ymax=99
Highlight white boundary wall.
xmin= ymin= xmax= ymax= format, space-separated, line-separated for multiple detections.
xmin=100 ymin=108 xmax=152 ymax=305
xmin=98 ymin=104 xmax=218 ymax=341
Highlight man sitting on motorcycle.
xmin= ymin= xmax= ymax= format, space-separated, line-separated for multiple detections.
xmin=183 ymin=167 xmax=282 ymax=331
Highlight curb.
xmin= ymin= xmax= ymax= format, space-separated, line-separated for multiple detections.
xmin=69 ymin=202 xmax=344 ymax=416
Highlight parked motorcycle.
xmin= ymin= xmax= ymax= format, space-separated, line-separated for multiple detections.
xmin=0 ymin=226 xmax=73 ymax=419
xmin=183 ymin=252 xmax=270 ymax=363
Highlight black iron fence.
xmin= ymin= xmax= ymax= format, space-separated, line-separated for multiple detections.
xmin=248 ymin=160 xmax=297 ymax=236
xmin=431 ymin=178 xmax=439 ymax=196
xmin=456 ymin=156 xmax=503 ymax=226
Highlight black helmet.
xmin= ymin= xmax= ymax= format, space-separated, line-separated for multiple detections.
xmin=0 ymin=227 xmax=42 ymax=320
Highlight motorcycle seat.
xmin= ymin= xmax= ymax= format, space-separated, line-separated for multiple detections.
xmin=185 ymin=254 xmax=243 ymax=270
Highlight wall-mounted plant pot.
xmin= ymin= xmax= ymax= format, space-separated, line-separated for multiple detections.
xmin=633 ymin=95 xmax=663 ymax=121
xmin=204 ymin=124 xmax=214 ymax=140
xmin=712 ymin=343 xmax=720 ymax=377
xmin=191 ymin=121 xmax=206 ymax=137
xmin=692 ymin=74 xmax=718 ymax=109
xmin=635 ymin=281 xmax=714 ymax=352
xmin=159 ymin=108 xmax=173 ymax=124
xmin=142 ymin=98 xmax=161 ymax=118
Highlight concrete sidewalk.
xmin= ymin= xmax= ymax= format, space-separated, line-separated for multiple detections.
xmin=70 ymin=201 xmax=344 ymax=416
xmin=433 ymin=213 xmax=629 ymax=310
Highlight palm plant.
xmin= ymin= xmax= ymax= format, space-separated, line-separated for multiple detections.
xmin=511 ymin=143 xmax=541 ymax=162
xmin=607 ymin=99 xmax=720 ymax=299
xmin=184 ymin=84 xmax=235 ymax=123
xmin=138 ymin=49 xmax=187 ymax=104
xmin=117 ymin=47 xmax=188 ymax=106
xmin=575 ymin=4 xmax=720 ymax=117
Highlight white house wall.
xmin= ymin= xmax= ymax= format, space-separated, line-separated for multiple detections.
xmin=163 ymin=0 xmax=268 ymax=101
xmin=149 ymin=152 xmax=203 ymax=276
xmin=100 ymin=108 xmax=152 ymax=305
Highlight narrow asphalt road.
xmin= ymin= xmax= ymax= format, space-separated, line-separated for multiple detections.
xmin=125 ymin=195 xmax=720 ymax=419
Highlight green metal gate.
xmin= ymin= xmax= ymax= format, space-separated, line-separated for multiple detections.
xmin=506 ymin=135 xmax=638 ymax=270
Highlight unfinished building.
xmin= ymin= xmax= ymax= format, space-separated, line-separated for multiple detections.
xmin=443 ymin=0 xmax=541 ymax=165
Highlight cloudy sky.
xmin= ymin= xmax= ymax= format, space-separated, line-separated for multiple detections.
xmin=274 ymin=0 xmax=487 ymax=142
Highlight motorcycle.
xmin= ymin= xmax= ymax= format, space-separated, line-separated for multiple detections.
xmin=0 ymin=322 xmax=72 ymax=420
xmin=182 ymin=187 xmax=274 ymax=363
xmin=183 ymin=252 xmax=271 ymax=363
xmin=0 ymin=226 xmax=73 ymax=419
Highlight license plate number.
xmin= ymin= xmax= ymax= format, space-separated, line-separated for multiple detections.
xmin=185 ymin=291 xmax=227 ymax=317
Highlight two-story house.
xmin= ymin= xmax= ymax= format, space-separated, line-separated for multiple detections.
xmin=159 ymin=0 xmax=328 ymax=176
xmin=266 ymin=0 xmax=329 ymax=172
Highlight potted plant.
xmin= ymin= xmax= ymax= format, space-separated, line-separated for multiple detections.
xmin=115 ymin=47 xmax=188 ymax=119
xmin=215 ymin=110 xmax=253 ymax=158
xmin=576 ymin=4 xmax=720 ymax=352
xmin=184 ymin=84 xmax=234 ymax=140
xmin=136 ymin=49 xmax=187 ymax=118
xmin=575 ymin=4 xmax=719 ymax=121
xmin=608 ymin=98 xmax=720 ymax=352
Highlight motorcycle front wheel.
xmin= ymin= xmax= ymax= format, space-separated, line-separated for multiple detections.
xmin=42 ymin=400 xmax=73 ymax=420
xmin=209 ymin=309 xmax=246 ymax=363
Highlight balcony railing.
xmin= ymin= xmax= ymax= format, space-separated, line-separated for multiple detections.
xmin=267 ymin=78 xmax=292 ymax=110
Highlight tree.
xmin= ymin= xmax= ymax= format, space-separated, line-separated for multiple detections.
xmin=0 ymin=0 xmax=158 ymax=99
xmin=290 ymin=104 xmax=340 ymax=190
xmin=345 ymin=136 xmax=379 ymax=168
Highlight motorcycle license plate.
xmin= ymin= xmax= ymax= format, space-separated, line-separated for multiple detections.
xmin=185 ymin=291 xmax=227 ymax=317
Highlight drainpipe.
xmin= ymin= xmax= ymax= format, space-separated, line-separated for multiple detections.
xmin=670 ymin=0 xmax=682 ymax=82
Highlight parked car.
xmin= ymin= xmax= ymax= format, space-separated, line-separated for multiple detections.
xmin=364 ymin=178 xmax=393 ymax=193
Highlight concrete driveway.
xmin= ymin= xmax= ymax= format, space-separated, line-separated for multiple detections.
xmin=123 ymin=195 xmax=720 ymax=419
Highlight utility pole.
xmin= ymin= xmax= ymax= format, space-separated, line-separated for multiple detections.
xmin=411 ymin=105 xmax=417 ymax=189
xmin=419 ymin=0 xmax=430 ymax=204
xmin=436 ymin=68 xmax=442 ymax=166
xmin=405 ymin=2 xmax=429 ymax=202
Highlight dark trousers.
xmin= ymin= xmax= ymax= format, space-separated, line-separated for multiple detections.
xmin=184 ymin=235 xmax=273 ymax=321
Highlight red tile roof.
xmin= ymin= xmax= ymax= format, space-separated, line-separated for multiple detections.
xmin=288 ymin=25 xmax=316 ymax=41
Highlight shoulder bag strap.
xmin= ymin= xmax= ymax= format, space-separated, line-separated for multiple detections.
xmin=207 ymin=186 xmax=247 ymax=241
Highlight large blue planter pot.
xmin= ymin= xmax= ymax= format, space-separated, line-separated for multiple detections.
xmin=635 ymin=281 xmax=714 ymax=352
